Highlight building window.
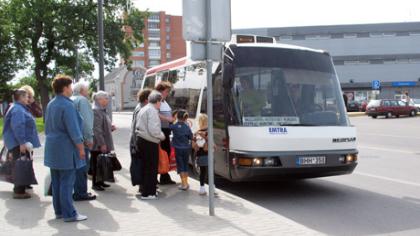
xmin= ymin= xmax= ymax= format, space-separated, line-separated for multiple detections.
xmin=306 ymin=34 xmax=330 ymax=40
xmin=149 ymin=60 xmax=161 ymax=66
xmin=166 ymin=52 xmax=171 ymax=59
xmin=344 ymin=33 xmax=357 ymax=38
xmin=132 ymin=51 xmax=144 ymax=57
xmin=166 ymin=35 xmax=170 ymax=41
xmin=357 ymin=32 xmax=369 ymax=38
xmin=409 ymin=31 xmax=420 ymax=36
xmin=148 ymin=31 xmax=160 ymax=38
xmin=278 ymin=35 xmax=292 ymax=40
xmin=165 ymin=16 xmax=170 ymax=23
xmin=148 ymin=22 xmax=160 ymax=29
xmin=133 ymin=60 xmax=144 ymax=67
xmin=166 ymin=26 xmax=171 ymax=32
xmin=149 ymin=49 xmax=161 ymax=57
xmin=292 ymin=35 xmax=305 ymax=40
xmin=370 ymin=59 xmax=384 ymax=65
xmin=166 ymin=44 xmax=171 ymax=50
xmin=383 ymin=32 xmax=396 ymax=37
xmin=370 ymin=32 xmax=383 ymax=37
xmin=148 ymin=14 xmax=160 ymax=21
xmin=148 ymin=41 xmax=160 ymax=47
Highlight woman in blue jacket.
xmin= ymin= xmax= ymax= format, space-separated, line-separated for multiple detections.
xmin=44 ymin=75 xmax=87 ymax=222
xmin=2 ymin=89 xmax=41 ymax=199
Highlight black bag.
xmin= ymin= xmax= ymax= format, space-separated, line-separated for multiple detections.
xmin=96 ymin=153 xmax=114 ymax=182
xmin=109 ymin=152 xmax=122 ymax=171
xmin=130 ymin=153 xmax=143 ymax=186
xmin=13 ymin=154 xmax=38 ymax=186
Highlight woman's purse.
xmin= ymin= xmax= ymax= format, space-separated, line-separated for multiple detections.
xmin=158 ymin=145 xmax=170 ymax=174
xmin=13 ymin=152 xmax=38 ymax=186
xmin=109 ymin=152 xmax=122 ymax=171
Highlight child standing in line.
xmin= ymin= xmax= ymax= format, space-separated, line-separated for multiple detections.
xmin=193 ymin=114 xmax=209 ymax=195
xmin=170 ymin=110 xmax=193 ymax=190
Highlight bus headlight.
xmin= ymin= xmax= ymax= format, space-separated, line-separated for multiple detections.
xmin=264 ymin=158 xmax=275 ymax=166
xmin=345 ymin=154 xmax=358 ymax=163
xmin=253 ymin=158 xmax=263 ymax=167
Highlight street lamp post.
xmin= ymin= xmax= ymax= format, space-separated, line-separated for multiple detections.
xmin=98 ymin=0 xmax=105 ymax=91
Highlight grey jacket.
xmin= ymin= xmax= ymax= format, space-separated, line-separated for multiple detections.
xmin=93 ymin=108 xmax=115 ymax=151
xmin=135 ymin=103 xmax=165 ymax=144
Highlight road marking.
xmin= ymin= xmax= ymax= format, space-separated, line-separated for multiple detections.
xmin=355 ymin=171 xmax=420 ymax=187
xmin=358 ymin=132 xmax=420 ymax=140
xmin=358 ymin=145 xmax=417 ymax=154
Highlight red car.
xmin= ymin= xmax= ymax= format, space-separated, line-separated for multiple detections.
xmin=366 ymin=99 xmax=418 ymax=118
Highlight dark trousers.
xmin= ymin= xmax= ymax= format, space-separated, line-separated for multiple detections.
xmin=138 ymin=137 xmax=159 ymax=197
xmin=90 ymin=150 xmax=101 ymax=186
xmin=160 ymin=128 xmax=172 ymax=182
xmin=73 ymin=148 xmax=89 ymax=198
xmin=200 ymin=166 xmax=208 ymax=186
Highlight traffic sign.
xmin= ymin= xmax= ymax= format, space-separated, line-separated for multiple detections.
xmin=372 ymin=80 xmax=381 ymax=90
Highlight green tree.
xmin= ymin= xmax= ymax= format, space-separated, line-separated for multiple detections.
xmin=5 ymin=0 xmax=146 ymax=110
xmin=0 ymin=1 xmax=26 ymax=101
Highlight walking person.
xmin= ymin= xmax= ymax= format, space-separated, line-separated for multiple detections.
xmin=2 ymin=89 xmax=41 ymax=199
xmin=91 ymin=91 xmax=116 ymax=191
xmin=170 ymin=110 xmax=193 ymax=190
xmin=155 ymin=82 xmax=176 ymax=185
xmin=44 ymin=74 xmax=87 ymax=222
xmin=193 ymin=114 xmax=210 ymax=195
xmin=71 ymin=81 xmax=96 ymax=201
xmin=130 ymin=89 xmax=152 ymax=192
xmin=135 ymin=91 xmax=165 ymax=200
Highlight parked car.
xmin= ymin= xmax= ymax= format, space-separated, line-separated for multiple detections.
xmin=366 ymin=99 xmax=418 ymax=118
xmin=359 ymin=100 xmax=368 ymax=112
xmin=347 ymin=101 xmax=360 ymax=112
xmin=411 ymin=98 xmax=420 ymax=112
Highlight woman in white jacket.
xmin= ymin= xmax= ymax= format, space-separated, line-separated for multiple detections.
xmin=135 ymin=91 xmax=165 ymax=200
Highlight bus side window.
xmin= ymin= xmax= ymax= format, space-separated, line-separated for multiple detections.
xmin=144 ymin=76 xmax=156 ymax=89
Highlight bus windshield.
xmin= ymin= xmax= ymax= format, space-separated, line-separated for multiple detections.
xmin=231 ymin=46 xmax=348 ymax=127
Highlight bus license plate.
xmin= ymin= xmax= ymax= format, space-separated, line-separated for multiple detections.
xmin=297 ymin=156 xmax=326 ymax=166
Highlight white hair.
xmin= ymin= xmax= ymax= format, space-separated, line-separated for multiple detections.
xmin=93 ymin=90 xmax=109 ymax=101
xmin=72 ymin=81 xmax=89 ymax=95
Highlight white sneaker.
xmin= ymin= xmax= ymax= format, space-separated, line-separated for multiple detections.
xmin=199 ymin=186 xmax=207 ymax=195
xmin=141 ymin=195 xmax=158 ymax=200
xmin=64 ymin=214 xmax=88 ymax=222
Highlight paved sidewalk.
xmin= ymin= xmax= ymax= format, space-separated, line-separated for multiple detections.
xmin=0 ymin=113 xmax=322 ymax=236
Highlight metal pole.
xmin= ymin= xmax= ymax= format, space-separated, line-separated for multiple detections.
xmin=205 ymin=0 xmax=215 ymax=216
xmin=75 ymin=47 xmax=80 ymax=82
xmin=98 ymin=0 xmax=105 ymax=91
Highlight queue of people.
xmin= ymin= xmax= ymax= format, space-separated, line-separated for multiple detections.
xmin=1 ymin=75 xmax=213 ymax=222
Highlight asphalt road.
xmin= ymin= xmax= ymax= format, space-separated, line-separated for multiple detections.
xmin=217 ymin=115 xmax=420 ymax=236
xmin=114 ymin=113 xmax=420 ymax=236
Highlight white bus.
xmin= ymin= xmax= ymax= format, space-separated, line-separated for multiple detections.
xmin=141 ymin=35 xmax=358 ymax=181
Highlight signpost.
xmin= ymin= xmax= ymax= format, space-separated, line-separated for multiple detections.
xmin=183 ymin=0 xmax=231 ymax=216
xmin=372 ymin=80 xmax=381 ymax=90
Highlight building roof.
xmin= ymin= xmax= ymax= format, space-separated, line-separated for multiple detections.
xmin=235 ymin=21 xmax=420 ymax=36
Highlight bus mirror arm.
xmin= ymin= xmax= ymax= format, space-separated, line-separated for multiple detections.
xmin=222 ymin=63 xmax=234 ymax=89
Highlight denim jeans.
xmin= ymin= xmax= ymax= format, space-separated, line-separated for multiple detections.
xmin=73 ymin=148 xmax=89 ymax=198
xmin=50 ymin=168 xmax=78 ymax=220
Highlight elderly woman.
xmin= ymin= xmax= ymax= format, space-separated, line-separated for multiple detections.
xmin=130 ymin=89 xmax=152 ymax=192
xmin=91 ymin=91 xmax=116 ymax=191
xmin=20 ymin=85 xmax=43 ymax=118
xmin=135 ymin=91 xmax=165 ymax=200
xmin=2 ymin=89 xmax=41 ymax=199
xmin=44 ymin=75 xmax=87 ymax=222
xmin=155 ymin=82 xmax=176 ymax=185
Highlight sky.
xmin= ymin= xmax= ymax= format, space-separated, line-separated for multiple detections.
xmin=133 ymin=0 xmax=420 ymax=29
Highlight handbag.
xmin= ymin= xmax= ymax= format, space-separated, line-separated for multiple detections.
xmin=158 ymin=145 xmax=170 ymax=174
xmin=109 ymin=152 xmax=122 ymax=171
xmin=96 ymin=153 xmax=114 ymax=182
xmin=13 ymin=153 xmax=38 ymax=186
xmin=0 ymin=146 xmax=13 ymax=183
xmin=169 ymin=147 xmax=177 ymax=172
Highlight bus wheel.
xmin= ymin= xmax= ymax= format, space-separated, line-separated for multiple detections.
xmin=386 ymin=112 xmax=392 ymax=118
